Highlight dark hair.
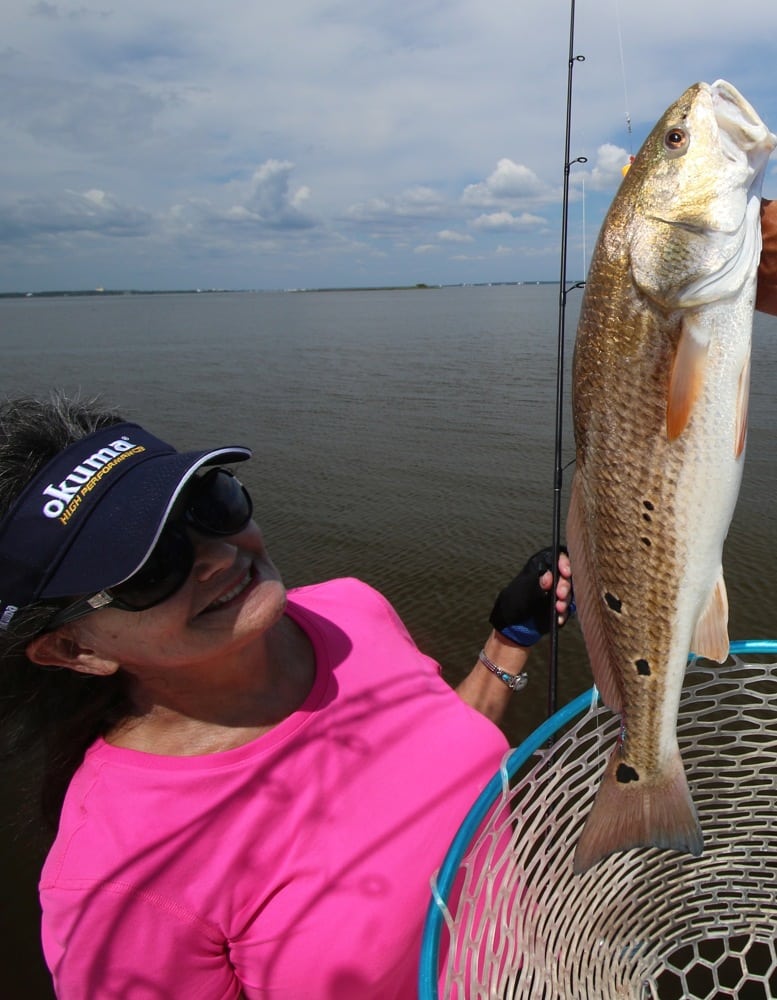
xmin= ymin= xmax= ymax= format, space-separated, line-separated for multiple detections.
xmin=0 ymin=392 xmax=133 ymax=831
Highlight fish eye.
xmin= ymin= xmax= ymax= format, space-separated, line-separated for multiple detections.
xmin=664 ymin=126 xmax=689 ymax=158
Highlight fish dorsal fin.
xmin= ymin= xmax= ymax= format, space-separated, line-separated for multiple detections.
xmin=667 ymin=316 xmax=710 ymax=441
xmin=735 ymin=351 xmax=751 ymax=458
xmin=691 ymin=570 xmax=730 ymax=663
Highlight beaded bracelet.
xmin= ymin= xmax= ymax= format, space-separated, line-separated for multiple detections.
xmin=478 ymin=648 xmax=529 ymax=692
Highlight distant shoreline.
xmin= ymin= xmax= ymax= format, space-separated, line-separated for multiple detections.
xmin=0 ymin=281 xmax=561 ymax=300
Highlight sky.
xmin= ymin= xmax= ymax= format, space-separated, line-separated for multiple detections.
xmin=3 ymin=0 xmax=777 ymax=292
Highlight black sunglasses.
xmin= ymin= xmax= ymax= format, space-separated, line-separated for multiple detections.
xmin=46 ymin=468 xmax=253 ymax=629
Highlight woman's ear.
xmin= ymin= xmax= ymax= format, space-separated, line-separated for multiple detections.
xmin=26 ymin=629 xmax=120 ymax=676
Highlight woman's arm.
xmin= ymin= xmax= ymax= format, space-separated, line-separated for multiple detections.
xmin=456 ymin=550 xmax=572 ymax=724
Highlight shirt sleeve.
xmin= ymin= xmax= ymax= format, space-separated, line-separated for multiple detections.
xmin=41 ymin=881 xmax=245 ymax=1000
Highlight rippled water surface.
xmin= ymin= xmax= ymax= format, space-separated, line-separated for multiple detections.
xmin=2 ymin=285 xmax=776 ymax=996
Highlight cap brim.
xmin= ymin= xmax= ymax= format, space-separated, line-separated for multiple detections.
xmin=41 ymin=446 xmax=250 ymax=599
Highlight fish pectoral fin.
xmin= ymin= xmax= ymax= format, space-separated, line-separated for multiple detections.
xmin=666 ymin=316 xmax=710 ymax=441
xmin=690 ymin=571 xmax=730 ymax=662
xmin=573 ymin=745 xmax=703 ymax=875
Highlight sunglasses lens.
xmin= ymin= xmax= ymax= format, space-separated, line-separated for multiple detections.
xmin=110 ymin=525 xmax=194 ymax=610
xmin=51 ymin=469 xmax=253 ymax=624
xmin=186 ymin=469 xmax=253 ymax=536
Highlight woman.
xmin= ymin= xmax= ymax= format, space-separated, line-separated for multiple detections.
xmin=0 ymin=393 xmax=572 ymax=999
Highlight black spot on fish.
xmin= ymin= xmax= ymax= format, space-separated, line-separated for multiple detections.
xmin=640 ymin=537 xmax=651 ymax=547
xmin=604 ymin=592 xmax=622 ymax=613
xmin=643 ymin=500 xmax=655 ymax=511
xmin=642 ymin=512 xmax=652 ymax=522
xmin=635 ymin=659 xmax=651 ymax=676
xmin=616 ymin=763 xmax=640 ymax=784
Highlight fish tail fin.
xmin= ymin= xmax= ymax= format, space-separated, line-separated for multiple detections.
xmin=573 ymin=744 xmax=703 ymax=874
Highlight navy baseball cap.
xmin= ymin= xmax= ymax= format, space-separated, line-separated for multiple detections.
xmin=0 ymin=422 xmax=251 ymax=631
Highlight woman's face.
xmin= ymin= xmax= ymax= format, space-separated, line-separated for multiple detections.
xmin=64 ymin=520 xmax=288 ymax=680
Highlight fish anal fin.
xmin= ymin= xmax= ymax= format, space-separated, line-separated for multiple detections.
xmin=567 ymin=476 xmax=623 ymax=713
xmin=573 ymin=745 xmax=703 ymax=875
xmin=691 ymin=571 xmax=730 ymax=662
xmin=667 ymin=317 xmax=710 ymax=441
xmin=735 ymin=352 xmax=751 ymax=458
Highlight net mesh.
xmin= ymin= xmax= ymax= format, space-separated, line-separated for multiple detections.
xmin=429 ymin=647 xmax=777 ymax=999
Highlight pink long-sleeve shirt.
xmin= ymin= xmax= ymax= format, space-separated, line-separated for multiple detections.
xmin=40 ymin=578 xmax=508 ymax=998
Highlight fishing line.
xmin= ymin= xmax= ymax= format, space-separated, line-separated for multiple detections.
xmin=580 ymin=176 xmax=587 ymax=279
xmin=549 ymin=0 xmax=586 ymax=720
xmin=613 ymin=0 xmax=633 ymax=154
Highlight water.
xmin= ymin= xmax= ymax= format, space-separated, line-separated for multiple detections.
xmin=1 ymin=286 xmax=776 ymax=996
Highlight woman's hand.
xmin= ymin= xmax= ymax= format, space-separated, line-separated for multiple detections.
xmin=489 ymin=547 xmax=573 ymax=647
xmin=757 ymin=199 xmax=777 ymax=316
xmin=456 ymin=547 xmax=573 ymax=723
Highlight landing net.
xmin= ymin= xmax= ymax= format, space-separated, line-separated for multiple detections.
xmin=419 ymin=639 xmax=777 ymax=999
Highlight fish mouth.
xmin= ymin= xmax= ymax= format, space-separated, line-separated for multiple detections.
xmin=659 ymin=79 xmax=776 ymax=308
xmin=710 ymin=79 xmax=777 ymax=163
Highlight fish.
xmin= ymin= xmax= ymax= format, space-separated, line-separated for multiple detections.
xmin=567 ymin=80 xmax=776 ymax=874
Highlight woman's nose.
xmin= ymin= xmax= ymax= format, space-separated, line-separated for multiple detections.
xmin=189 ymin=532 xmax=238 ymax=582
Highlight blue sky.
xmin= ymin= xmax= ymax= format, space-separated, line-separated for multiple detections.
xmin=3 ymin=0 xmax=777 ymax=292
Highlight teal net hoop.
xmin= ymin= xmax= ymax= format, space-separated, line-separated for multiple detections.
xmin=419 ymin=639 xmax=777 ymax=999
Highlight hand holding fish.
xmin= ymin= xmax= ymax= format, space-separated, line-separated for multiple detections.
xmin=756 ymin=198 xmax=777 ymax=315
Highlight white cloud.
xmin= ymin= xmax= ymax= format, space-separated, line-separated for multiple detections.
xmin=471 ymin=211 xmax=546 ymax=232
xmin=4 ymin=0 xmax=777 ymax=289
xmin=0 ymin=187 xmax=152 ymax=241
xmin=461 ymin=159 xmax=553 ymax=208
xmin=582 ymin=144 xmax=631 ymax=193
xmin=156 ymin=160 xmax=319 ymax=240
xmin=437 ymin=229 xmax=473 ymax=243
xmin=237 ymin=161 xmax=317 ymax=229
xmin=346 ymin=186 xmax=447 ymax=223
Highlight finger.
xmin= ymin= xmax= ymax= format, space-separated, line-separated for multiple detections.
xmin=538 ymin=569 xmax=553 ymax=591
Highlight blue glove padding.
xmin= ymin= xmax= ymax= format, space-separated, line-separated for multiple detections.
xmin=498 ymin=620 xmax=544 ymax=647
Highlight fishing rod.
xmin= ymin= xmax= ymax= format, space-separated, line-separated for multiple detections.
xmin=548 ymin=0 xmax=586 ymax=719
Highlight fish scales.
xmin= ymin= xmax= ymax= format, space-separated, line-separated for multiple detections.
xmin=568 ymin=80 xmax=776 ymax=874
xmin=574 ymin=293 xmax=683 ymax=769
